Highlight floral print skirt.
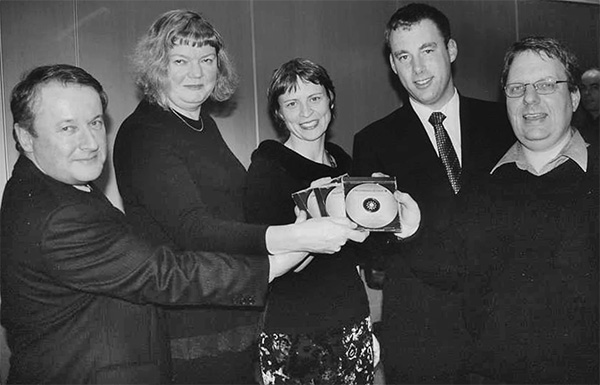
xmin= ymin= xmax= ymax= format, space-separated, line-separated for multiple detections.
xmin=259 ymin=317 xmax=374 ymax=385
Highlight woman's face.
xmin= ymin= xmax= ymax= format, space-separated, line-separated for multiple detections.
xmin=166 ymin=43 xmax=218 ymax=114
xmin=278 ymin=79 xmax=332 ymax=144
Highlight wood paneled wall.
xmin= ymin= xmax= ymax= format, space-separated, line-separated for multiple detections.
xmin=0 ymin=0 xmax=598 ymax=381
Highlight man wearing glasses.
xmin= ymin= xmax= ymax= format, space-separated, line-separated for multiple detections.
xmin=419 ymin=36 xmax=598 ymax=383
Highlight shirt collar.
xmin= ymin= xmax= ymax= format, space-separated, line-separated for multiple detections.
xmin=409 ymin=87 xmax=459 ymax=119
xmin=491 ymin=128 xmax=588 ymax=175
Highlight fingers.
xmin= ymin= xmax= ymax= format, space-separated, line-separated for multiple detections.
xmin=347 ymin=229 xmax=370 ymax=243
xmin=309 ymin=176 xmax=333 ymax=188
xmin=294 ymin=207 xmax=307 ymax=224
xmin=393 ymin=190 xmax=421 ymax=239
xmin=371 ymin=171 xmax=389 ymax=178
xmin=325 ymin=216 xmax=358 ymax=228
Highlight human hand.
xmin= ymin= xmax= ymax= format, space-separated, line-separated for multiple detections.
xmin=309 ymin=176 xmax=333 ymax=188
xmin=373 ymin=333 xmax=381 ymax=368
xmin=268 ymin=251 xmax=310 ymax=282
xmin=393 ymin=190 xmax=420 ymax=239
xmin=369 ymin=172 xmax=421 ymax=239
xmin=294 ymin=216 xmax=369 ymax=254
xmin=293 ymin=254 xmax=315 ymax=272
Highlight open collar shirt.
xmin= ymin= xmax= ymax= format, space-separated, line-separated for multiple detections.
xmin=491 ymin=128 xmax=588 ymax=176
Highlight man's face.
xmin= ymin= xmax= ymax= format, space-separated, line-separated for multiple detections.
xmin=388 ymin=19 xmax=457 ymax=110
xmin=16 ymin=82 xmax=107 ymax=186
xmin=505 ymin=51 xmax=580 ymax=153
xmin=581 ymin=70 xmax=600 ymax=118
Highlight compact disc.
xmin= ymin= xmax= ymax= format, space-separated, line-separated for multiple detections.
xmin=345 ymin=183 xmax=397 ymax=228
xmin=306 ymin=189 xmax=322 ymax=218
xmin=324 ymin=185 xmax=346 ymax=218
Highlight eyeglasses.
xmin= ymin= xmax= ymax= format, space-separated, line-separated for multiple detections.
xmin=504 ymin=78 xmax=569 ymax=98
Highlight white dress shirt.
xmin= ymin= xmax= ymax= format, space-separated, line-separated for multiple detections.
xmin=410 ymin=88 xmax=462 ymax=165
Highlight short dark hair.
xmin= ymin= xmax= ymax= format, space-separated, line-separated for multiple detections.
xmin=267 ymin=58 xmax=336 ymax=139
xmin=10 ymin=64 xmax=108 ymax=153
xmin=501 ymin=36 xmax=580 ymax=93
xmin=132 ymin=9 xmax=239 ymax=108
xmin=385 ymin=3 xmax=451 ymax=51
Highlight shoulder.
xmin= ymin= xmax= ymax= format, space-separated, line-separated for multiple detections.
xmin=460 ymin=95 xmax=506 ymax=117
xmin=355 ymin=105 xmax=408 ymax=139
xmin=250 ymin=140 xmax=287 ymax=164
xmin=116 ymin=100 xmax=172 ymax=143
xmin=247 ymin=140 xmax=290 ymax=176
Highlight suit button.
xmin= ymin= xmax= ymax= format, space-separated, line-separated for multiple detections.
xmin=246 ymin=296 xmax=255 ymax=305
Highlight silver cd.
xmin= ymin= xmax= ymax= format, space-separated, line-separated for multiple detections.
xmin=306 ymin=189 xmax=322 ymax=218
xmin=345 ymin=183 xmax=397 ymax=228
xmin=324 ymin=185 xmax=346 ymax=218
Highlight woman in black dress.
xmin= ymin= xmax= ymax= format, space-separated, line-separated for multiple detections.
xmin=113 ymin=11 xmax=369 ymax=384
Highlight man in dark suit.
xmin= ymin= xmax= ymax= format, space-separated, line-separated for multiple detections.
xmin=352 ymin=3 xmax=514 ymax=383
xmin=0 ymin=64 xmax=319 ymax=384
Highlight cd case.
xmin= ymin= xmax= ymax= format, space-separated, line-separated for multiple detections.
xmin=291 ymin=175 xmax=401 ymax=232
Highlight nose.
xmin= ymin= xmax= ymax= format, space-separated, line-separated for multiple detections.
xmin=522 ymin=83 xmax=540 ymax=105
xmin=299 ymin=102 xmax=313 ymax=118
xmin=78 ymin=126 xmax=100 ymax=151
xmin=412 ymin=56 xmax=425 ymax=74
xmin=189 ymin=61 xmax=203 ymax=78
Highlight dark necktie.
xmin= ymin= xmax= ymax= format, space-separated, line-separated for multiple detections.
xmin=429 ymin=112 xmax=461 ymax=193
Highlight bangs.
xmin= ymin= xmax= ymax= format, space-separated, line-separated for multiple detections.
xmin=171 ymin=33 xmax=220 ymax=51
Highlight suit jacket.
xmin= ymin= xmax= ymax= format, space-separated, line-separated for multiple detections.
xmin=0 ymin=156 xmax=269 ymax=384
xmin=353 ymin=95 xmax=514 ymax=383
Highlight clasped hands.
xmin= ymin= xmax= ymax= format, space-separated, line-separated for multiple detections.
xmin=267 ymin=173 xmax=421 ymax=280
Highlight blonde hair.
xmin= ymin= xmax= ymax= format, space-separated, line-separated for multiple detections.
xmin=132 ymin=9 xmax=239 ymax=108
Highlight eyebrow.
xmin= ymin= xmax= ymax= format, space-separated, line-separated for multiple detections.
xmin=419 ymin=42 xmax=438 ymax=50
xmin=393 ymin=42 xmax=438 ymax=55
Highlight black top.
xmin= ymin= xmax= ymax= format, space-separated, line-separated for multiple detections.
xmin=114 ymin=99 xmax=268 ymax=255
xmin=113 ymin=100 xmax=268 ymax=363
xmin=244 ymin=140 xmax=370 ymax=334
xmin=413 ymin=145 xmax=599 ymax=384
xmin=0 ymin=156 xmax=268 ymax=384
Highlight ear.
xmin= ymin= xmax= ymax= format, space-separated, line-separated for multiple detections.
xmin=389 ymin=53 xmax=398 ymax=75
xmin=14 ymin=124 xmax=34 ymax=153
xmin=447 ymin=39 xmax=458 ymax=63
xmin=570 ymin=87 xmax=581 ymax=113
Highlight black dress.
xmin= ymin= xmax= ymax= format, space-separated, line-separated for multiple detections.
xmin=114 ymin=99 xmax=268 ymax=384
xmin=244 ymin=140 xmax=373 ymax=384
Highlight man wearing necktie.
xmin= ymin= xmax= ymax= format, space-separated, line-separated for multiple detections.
xmin=352 ymin=3 xmax=514 ymax=383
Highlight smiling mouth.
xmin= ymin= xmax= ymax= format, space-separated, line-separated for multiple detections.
xmin=299 ymin=120 xmax=319 ymax=129
xmin=414 ymin=77 xmax=433 ymax=88
xmin=77 ymin=153 xmax=100 ymax=162
xmin=523 ymin=112 xmax=547 ymax=121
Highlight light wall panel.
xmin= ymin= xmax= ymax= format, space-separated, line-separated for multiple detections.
xmin=77 ymin=0 xmax=255 ymax=208
xmin=253 ymin=0 xmax=400 ymax=154
xmin=0 ymin=0 xmax=77 ymax=199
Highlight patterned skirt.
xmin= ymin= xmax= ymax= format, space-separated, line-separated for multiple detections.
xmin=259 ymin=317 xmax=374 ymax=385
